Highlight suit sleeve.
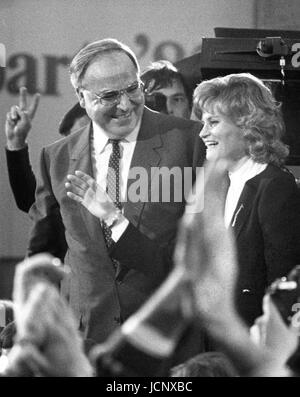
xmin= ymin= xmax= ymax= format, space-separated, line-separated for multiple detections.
xmin=5 ymin=146 xmax=36 ymax=213
xmin=259 ymin=174 xmax=300 ymax=284
xmin=27 ymin=148 xmax=67 ymax=261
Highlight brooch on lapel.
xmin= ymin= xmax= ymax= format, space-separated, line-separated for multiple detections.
xmin=231 ymin=204 xmax=244 ymax=227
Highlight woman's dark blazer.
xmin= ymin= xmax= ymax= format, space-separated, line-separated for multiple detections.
xmin=230 ymin=164 xmax=300 ymax=325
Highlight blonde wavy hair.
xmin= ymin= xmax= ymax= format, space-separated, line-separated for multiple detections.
xmin=193 ymin=73 xmax=289 ymax=166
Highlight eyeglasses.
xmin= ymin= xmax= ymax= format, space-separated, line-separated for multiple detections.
xmin=83 ymin=80 xmax=144 ymax=106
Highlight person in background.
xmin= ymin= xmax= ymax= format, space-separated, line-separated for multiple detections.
xmin=192 ymin=72 xmax=300 ymax=327
xmin=58 ymin=102 xmax=89 ymax=136
xmin=5 ymin=87 xmax=41 ymax=213
xmin=4 ymin=87 xmax=88 ymax=214
xmin=141 ymin=60 xmax=191 ymax=119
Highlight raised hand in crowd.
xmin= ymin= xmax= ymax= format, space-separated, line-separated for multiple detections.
xmin=5 ymin=87 xmax=40 ymax=151
xmin=12 ymin=253 xmax=65 ymax=323
xmin=250 ymin=294 xmax=300 ymax=376
xmin=2 ymin=254 xmax=93 ymax=377
xmin=174 ymin=159 xmax=238 ymax=321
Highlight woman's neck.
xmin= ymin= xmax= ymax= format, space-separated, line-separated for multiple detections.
xmin=228 ymin=156 xmax=250 ymax=173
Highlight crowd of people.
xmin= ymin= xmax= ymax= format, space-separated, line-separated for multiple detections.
xmin=1 ymin=37 xmax=300 ymax=377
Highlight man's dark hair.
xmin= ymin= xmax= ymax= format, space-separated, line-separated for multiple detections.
xmin=58 ymin=102 xmax=87 ymax=136
xmin=141 ymin=60 xmax=192 ymax=105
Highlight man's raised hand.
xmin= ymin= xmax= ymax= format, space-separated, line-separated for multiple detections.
xmin=5 ymin=87 xmax=40 ymax=150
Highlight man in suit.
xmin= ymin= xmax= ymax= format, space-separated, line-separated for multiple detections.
xmin=3 ymin=59 xmax=190 ymax=214
xmin=26 ymin=38 xmax=205 ymax=350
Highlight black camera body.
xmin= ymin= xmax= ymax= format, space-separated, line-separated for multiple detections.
xmin=267 ymin=265 xmax=300 ymax=325
xmin=256 ymin=37 xmax=290 ymax=59
xmin=144 ymin=92 xmax=167 ymax=114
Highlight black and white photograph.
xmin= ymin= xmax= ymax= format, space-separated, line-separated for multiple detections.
xmin=0 ymin=0 xmax=300 ymax=381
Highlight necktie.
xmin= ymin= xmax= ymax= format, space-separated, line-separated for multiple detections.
xmin=102 ymin=139 xmax=121 ymax=249
xmin=107 ymin=139 xmax=121 ymax=210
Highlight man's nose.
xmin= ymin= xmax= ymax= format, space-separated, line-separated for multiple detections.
xmin=117 ymin=92 xmax=132 ymax=110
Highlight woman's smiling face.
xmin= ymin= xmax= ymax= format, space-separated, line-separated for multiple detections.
xmin=200 ymin=109 xmax=248 ymax=164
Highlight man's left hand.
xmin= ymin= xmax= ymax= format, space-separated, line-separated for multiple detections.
xmin=65 ymin=170 xmax=121 ymax=222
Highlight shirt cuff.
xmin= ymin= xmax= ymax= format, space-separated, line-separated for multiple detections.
xmin=5 ymin=143 xmax=28 ymax=152
xmin=111 ymin=218 xmax=129 ymax=242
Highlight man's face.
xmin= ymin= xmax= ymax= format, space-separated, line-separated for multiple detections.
xmin=78 ymin=52 xmax=144 ymax=139
xmin=149 ymin=79 xmax=190 ymax=119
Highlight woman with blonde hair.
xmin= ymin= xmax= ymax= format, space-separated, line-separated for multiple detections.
xmin=192 ymin=73 xmax=300 ymax=326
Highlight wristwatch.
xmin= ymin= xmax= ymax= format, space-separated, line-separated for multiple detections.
xmin=104 ymin=208 xmax=122 ymax=228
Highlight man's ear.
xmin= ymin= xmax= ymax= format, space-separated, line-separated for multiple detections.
xmin=76 ymin=88 xmax=85 ymax=108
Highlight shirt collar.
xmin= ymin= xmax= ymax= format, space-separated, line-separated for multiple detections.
xmin=228 ymin=157 xmax=267 ymax=184
xmin=92 ymin=118 xmax=141 ymax=154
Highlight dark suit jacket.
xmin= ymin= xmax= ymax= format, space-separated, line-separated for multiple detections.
xmin=5 ymin=147 xmax=68 ymax=262
xmin=5 ymin=147 xmax=36 ymax=213
xmin=230 ymin=164 xmax=300 ymax=326
xmin=28 ymin=107 xmax=205 ymax=345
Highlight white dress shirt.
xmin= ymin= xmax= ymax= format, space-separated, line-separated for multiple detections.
xmin=224 ymin=157 xmax=267 ymax=228
xmin=91 ymin=120 xmax=141 ymax=241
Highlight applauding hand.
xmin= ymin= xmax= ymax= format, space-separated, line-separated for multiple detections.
xmin=66 ymin=170 xmax=123 ymax=225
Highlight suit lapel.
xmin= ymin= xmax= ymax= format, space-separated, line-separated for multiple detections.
xmin=69 ymin=122 xmax=105 ymax=244
xmin=70 ymin=123 xmax=93 ymax=177
xmin=230 ymin=180 xmax=256 ymax=239
xmin=230 ymin=166 xmax=271 ymax=238
xmin=124 ymin=109 xmax=163 ymax=226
